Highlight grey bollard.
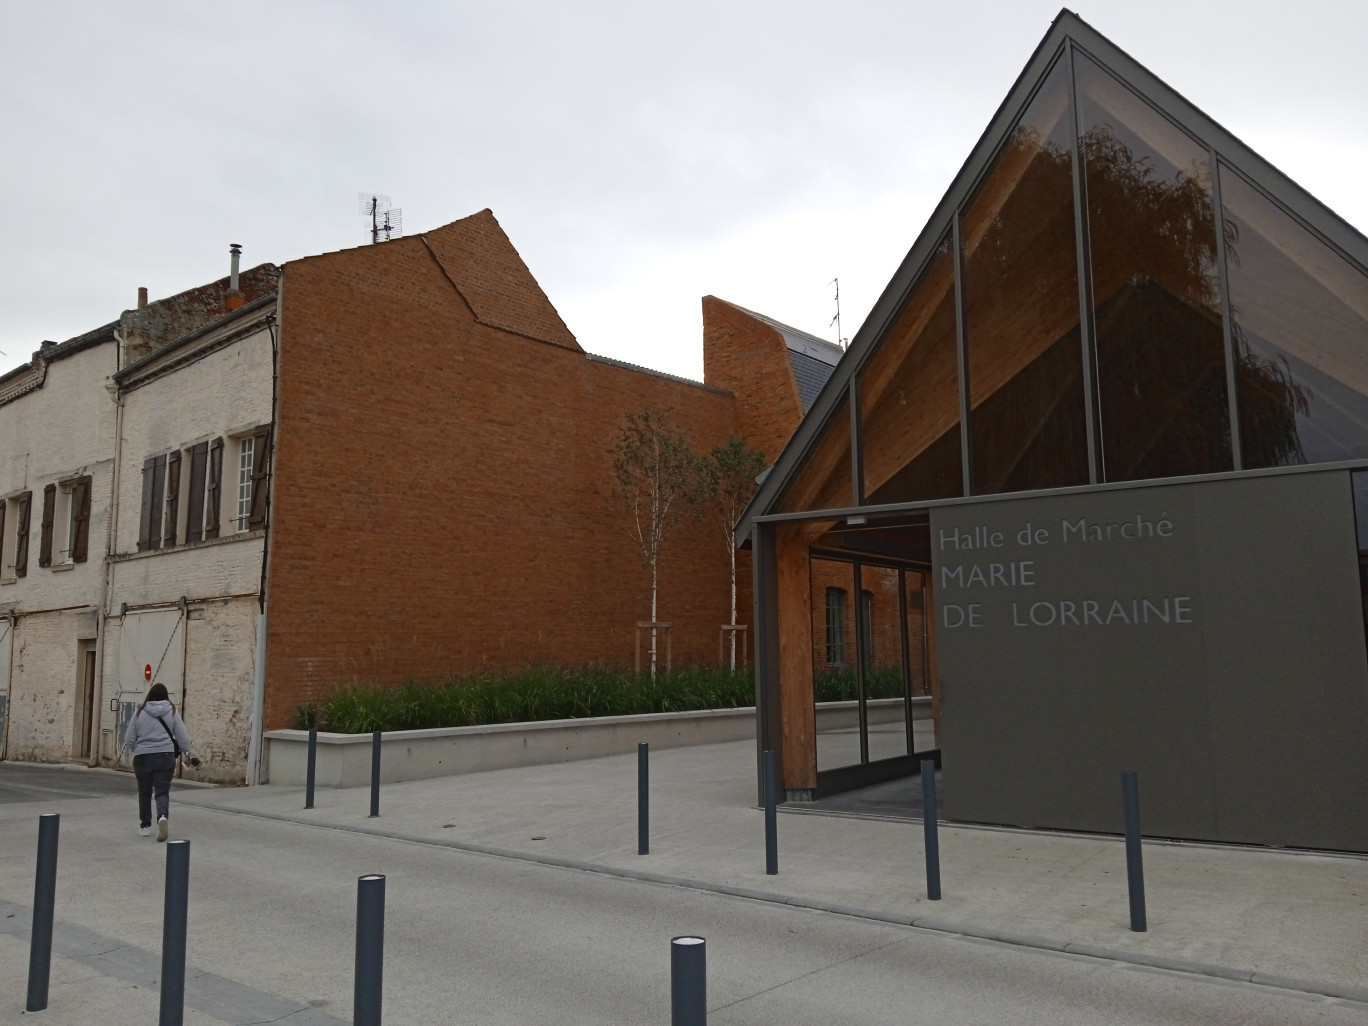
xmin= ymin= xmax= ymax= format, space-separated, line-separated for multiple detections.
xmin=369 ymin=731 xmax=381 ymax=817
xmin=305 ymin=727 xmax=318 ymax=809
xmin=1122 ymin=771 xmax=1147 ymax=932
xmin=671 ymin=936 xmax=706 ymax=1025
xmin=354 ymin=874 xmax=386 ymax=1026
xmin=638 ymin=742 xmax=649 ymax=855
xmin=159 ymin=839 xmax=191 ymax=1026
xmin=763 ymin=749 xmax=778 ymax=875
xmin=921 ymin=759 xmax=941 ymax=900
xmin=25 ymin=813 xmax=59 ymax=1012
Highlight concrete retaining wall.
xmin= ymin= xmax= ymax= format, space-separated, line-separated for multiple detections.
xmin=264 ymin=698 xmax=931 ymax=787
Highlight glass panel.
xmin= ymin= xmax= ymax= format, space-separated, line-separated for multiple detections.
xmin=963 ymin=56 xmax=1089 ymax=494
xmin=1220 ymin=169 xmax=1368 ymax=468
xmin=861 ymin=565 xmax=909 ymax=761
xmin=811 ymin=558 xmax=861 ymax=771
xmin=1076 ymin=51 xmax=1233 ymax=481
xmin=858 ymin=237 xmax=963 ymax=504
xmin=777 ymin=392 xmax=853 ymax=513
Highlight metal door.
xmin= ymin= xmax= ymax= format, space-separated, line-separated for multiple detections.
xmin=114 ymin=609 xmax=186 ymax=761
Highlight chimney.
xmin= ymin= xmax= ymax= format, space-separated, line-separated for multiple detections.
xmin=225 ymin=243 xmax=245 ymax=312
xmin=137 ymin=287 xmax=148 ymax=309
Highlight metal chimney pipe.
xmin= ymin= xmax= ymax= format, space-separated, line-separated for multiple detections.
xmin=229 ymin=244 xmax=242 ymax=292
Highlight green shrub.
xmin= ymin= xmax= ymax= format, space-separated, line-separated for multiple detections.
xmin=294 ymin=665 xmax=759 ymax=733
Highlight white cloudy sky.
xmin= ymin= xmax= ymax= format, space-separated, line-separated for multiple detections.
xmin=2 ymin=1 xmax=1365 ymax=380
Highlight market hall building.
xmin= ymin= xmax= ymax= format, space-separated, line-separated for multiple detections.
xmin=740 ymin=11 xmax=1368 ymax=852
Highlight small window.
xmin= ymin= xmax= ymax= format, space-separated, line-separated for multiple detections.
xmin=236 ymin=435 xmax=255 ymax=531
xmin=1 ymin=491 xmax=33 ymax=579
xmin=825 ymin=587 xmax=847 ymax=666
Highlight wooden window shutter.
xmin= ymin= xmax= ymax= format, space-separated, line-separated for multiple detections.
xmin=186 ymin=442 xmax=208 ymax=544
xmin=72 ymin=476 xmax=92 ymax=563
xmin=248 ymin=427 xmax=272 ymax=530
xmin=148 ymin=455 xmax=166 ymax=551
xmin=0 ymin=500 xmax=5 ymax=576
xmin=138 ymin=458 xmax=156 ymax=551
xmin=14 ymin=492 xmax=30 ymax=576
xmin=38 ymin=484 xmax=56 ymax=568
xmin=164 ymin=452 xmax=182 ymax=547
xmin=205 ymin=437 xmax=224 ymax=539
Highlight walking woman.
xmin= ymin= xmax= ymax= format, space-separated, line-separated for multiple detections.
xmin=122 ymin=683 xmax=200 ymax=841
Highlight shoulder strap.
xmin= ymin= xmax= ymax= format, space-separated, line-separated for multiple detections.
xmin=154 ymin=715 xmax=182 ymax=755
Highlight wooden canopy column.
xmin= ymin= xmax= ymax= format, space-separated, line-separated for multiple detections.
xmin=774 ymin=520 xmax=826 ymax=794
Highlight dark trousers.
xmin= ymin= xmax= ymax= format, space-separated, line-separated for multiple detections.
xmin=133 ymin=752 xmax=178 ymax=827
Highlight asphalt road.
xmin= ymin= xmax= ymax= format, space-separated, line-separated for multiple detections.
xmin=0 ymin=761 xmax=139 ymax=804
xmin=2 ymin=793 xmax=1363 ymax=1025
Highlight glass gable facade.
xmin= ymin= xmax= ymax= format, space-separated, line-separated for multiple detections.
xmin=767 ymin=38 xmax=1368 ymax=515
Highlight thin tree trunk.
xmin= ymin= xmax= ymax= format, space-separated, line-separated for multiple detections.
xmin=728 ymin=542 xmax=737 ymax=670
xmin=650 ymin=558 xmax=658 ymax=678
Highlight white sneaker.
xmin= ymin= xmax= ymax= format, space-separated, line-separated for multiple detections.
xmin=139 ymin=825 xmax=152 ymax=837
xmin=157 ymin=817 xmax=169 ymax=842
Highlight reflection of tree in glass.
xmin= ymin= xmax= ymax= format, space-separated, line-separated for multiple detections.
xmin=1080 ymin=125 xmax=1309 ymax=468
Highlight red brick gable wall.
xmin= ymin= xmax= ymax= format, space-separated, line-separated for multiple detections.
xmin=701 ymin=296 xmax=805 ymax=463
xmin=264 ymin=235 xmax=748 ymax=727
xmin=421 ymin=210 xmax=581 ymax=351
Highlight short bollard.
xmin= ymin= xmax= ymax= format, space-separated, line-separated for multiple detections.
xmin=671 ymin=936 xmax=706 ymax=1026
xmin=369 ymin=731 xmax=381 ymax=818
xmin=25 ymin=813 xmax=59 ymax=1012
xmin=763 ymin=749 xmax=778 ymax=875
xmin=354 ymin=874 xmax=386 ymax=1026
xmin=159 ymin=840 xmax=191 ymax=1026
xmin=638 ymin=741 xmax=650 ymax=856
xmin=1122 ymin=771 xmax=1147 ymax=932
xmin=305 ymin=727 xmax=318 ymax=810
xmin=921 ymin=759 xmax=941 ymax=901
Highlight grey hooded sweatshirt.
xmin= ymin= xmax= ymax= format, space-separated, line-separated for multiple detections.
xmin=122 ymin=700 xmax=196 ymax=759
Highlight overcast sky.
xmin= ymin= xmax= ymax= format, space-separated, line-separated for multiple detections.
xmin=3 ymin=1 xmax=1365 ymax=380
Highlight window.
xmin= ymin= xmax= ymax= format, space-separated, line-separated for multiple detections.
xmin=39 ymin=477 xmax=93 ymax=567
xmin=825 ymin=587 xmax=847 ymax=666
xmin=1 ymin=492 xmax=32 ymax=579
xmin=236 ymin=434 xmax=255 ymax=531
xmin=138 ymin=427 xmax=270 ymax=551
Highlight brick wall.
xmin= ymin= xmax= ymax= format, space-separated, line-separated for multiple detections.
xmin=701 ymin=296 xmax=805 ymax=463
xmin=263 ymin=213 xmax=752 ymax=726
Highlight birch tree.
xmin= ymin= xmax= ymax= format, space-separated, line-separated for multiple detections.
xmin=700 ymin=438 xmax=767 ymax=669
xmin=611 ymin=409 xmax=702 ymax=677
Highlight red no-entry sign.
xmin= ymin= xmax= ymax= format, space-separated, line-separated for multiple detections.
xmin=144 ymin=664 xmax=152 ymax=681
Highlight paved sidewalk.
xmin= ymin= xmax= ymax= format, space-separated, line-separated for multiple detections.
xmin=178 ymin=738 xmax=1366 ymax=1000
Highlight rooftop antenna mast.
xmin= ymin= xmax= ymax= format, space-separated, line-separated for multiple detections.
xmin=358 ymin=193 xmax=403 ymax=244
xmin=829 ymin=278 xmax=847 ymax=350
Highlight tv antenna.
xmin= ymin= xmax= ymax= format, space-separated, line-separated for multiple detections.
xmin=829 ymin=278 xmax=848 ymax=350
xmin=359 ymin=193 xmax=403 ymax=244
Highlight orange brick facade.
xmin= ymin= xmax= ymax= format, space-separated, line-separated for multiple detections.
xmin=260 ymin=212 xmax=805 ymax=727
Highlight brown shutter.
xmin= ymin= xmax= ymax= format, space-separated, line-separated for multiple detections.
xmin=72 ymin=476 xmax=92 ymax=563
xmin=138 ymin=458 xmax=156 ymax=551
xmin=0 ymin=499 xmax=5 ymax=576
xmin=164 ymin=452 xmax=181 ymax=547
xmin=14 ymin=492 xmax=30 ymax=576
xmin=248 ymin=427 xmax=271 ymax=530
xmin=205 ymin=437 xmax=224 ymax=539
xmin=148 ymin=455 xmax=166 ymax=551
xmin=38 ymin=483 xmax=55 ymax=568
xmin=185 ymin=442 xmax=208 ymax=543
